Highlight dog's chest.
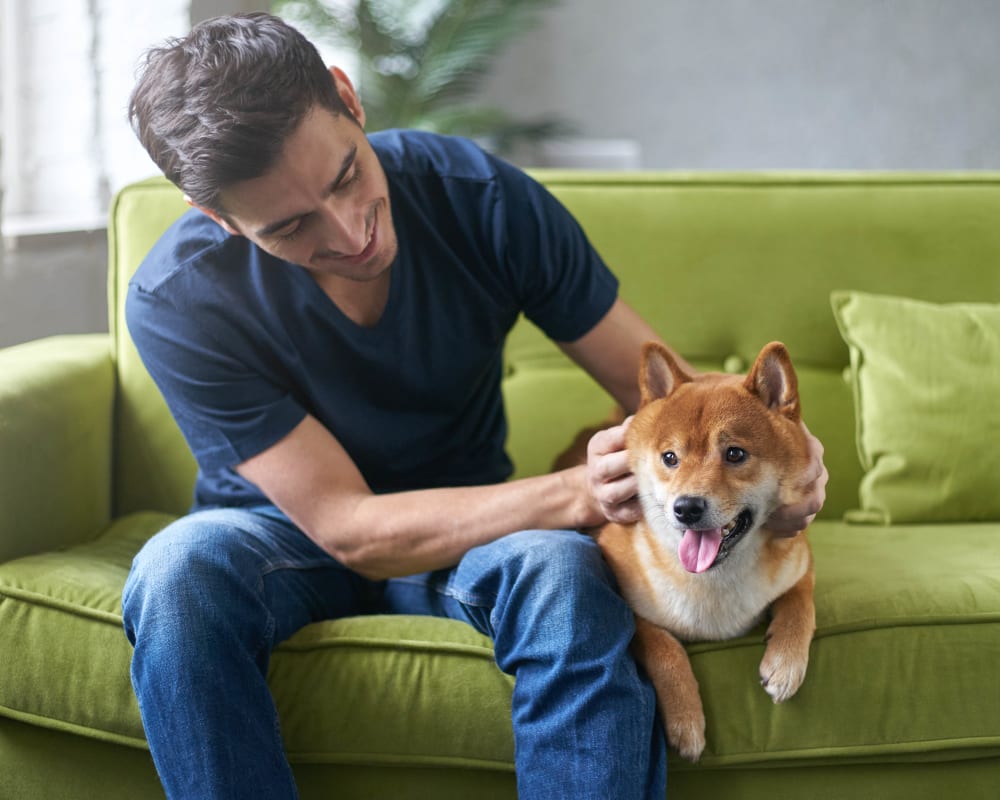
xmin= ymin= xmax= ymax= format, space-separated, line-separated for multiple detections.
xmin=624 ymin=531 xmax=797 ymax=642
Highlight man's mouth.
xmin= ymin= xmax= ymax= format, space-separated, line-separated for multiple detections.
xmin=342 ymin=214 xmax=378 ymax=264
xmin=678 ymin=508 xmax=754 ymax=573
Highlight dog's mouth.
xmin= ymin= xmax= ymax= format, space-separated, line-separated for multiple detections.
xmin=678 ymin=508 xmax=754 ymax=574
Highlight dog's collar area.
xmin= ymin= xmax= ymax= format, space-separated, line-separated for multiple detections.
xmin=713 ymin=508 xmax=754 ymax=567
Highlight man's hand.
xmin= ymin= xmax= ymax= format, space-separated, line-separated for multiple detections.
xmin=587 ymin=416 xmax=643 ymax=524
xmin=767 ymin=423 xmax=828 ymax=537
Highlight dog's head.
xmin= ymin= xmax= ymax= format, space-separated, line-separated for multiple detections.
xmin=626 ymin=341 xmax=810 ymax=574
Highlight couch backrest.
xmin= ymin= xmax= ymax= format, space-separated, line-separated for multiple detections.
xmin=108 ymin=178 xmax=193 ymax=516
xmin=109 ymin=173 xmax=1000 ymax=519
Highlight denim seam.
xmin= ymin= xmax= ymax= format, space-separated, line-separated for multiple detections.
xmin=259 ymin=559 xmax=343 ymax=578
xmin=390 ymin=575 xmax=497 ymax=610
xmin=253 ymin=571 xmax=289 ymax=769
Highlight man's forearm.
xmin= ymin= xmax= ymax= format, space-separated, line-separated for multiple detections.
xmin=311 ymin=467 xmax=600 ymax=580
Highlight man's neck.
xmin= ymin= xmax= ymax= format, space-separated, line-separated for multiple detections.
xmin=313 ymin=269 xmax=391 ymax=328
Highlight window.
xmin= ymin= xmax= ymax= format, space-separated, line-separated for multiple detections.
xmin=0 ymin=0 xmax=188 ymax=237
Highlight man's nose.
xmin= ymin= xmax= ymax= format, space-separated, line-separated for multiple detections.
xmin=317 ymin=198 xmax=368 ymax=256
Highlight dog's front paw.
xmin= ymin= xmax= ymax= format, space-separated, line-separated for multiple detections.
xmin=758 ymin=646 xmax=808 ymax=704
xmin=665 ymin=708 xmax=706 ymax=762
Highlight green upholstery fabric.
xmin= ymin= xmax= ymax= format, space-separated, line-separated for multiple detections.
xmin=107 ymin=179 xmax=195 ymax=517
xmin=3 ymin=172 xmax=1000 ymax=798
xmin=2 ymin=517 xmax=998 ymax=780
xmin=0 ymin=513 xmax=517 ymax=766
xmin=832 ymin=291 xmax=1000 ymax=524
xmin=0 ymin=335 xmax=114 ymax=562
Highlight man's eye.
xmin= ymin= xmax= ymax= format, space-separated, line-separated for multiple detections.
xmin=276 ymin=224 xmax=302 ymax=242
xmin=343 ymin=163 xmax=362 ymax=188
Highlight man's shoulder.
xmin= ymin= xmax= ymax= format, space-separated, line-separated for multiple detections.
xmin=370 ymin=129 xmax=499 ymax=184
xmin=131 ymin=208 xmax=242 ymax=296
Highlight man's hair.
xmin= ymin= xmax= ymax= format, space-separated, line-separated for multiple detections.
xmin=128 ymin=12 xmax=352 ymax=213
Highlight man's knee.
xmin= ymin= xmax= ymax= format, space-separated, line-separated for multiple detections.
xmin=499 ymin=529 xmax=612 ymax=589
xmin=479 ymin=529 xmax=630 ymax=634
xmin=122 ymin=509 xmax=261 ymax=643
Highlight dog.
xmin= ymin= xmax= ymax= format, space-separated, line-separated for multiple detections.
xmin=568 ymin=341 xmax=816 ymax=762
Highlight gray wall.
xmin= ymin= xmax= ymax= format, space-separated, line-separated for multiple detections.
xmin=4 ymin=0 xmax=999 ymax=348
xmin=1 ymin=231 xmax=108 ymax=348
xmin=483 ymin=0 xmax=1000 ymax=170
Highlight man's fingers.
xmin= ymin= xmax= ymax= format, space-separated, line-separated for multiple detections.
xmin=604 ymin=472 xmax=638 ymax=504
xmin=585 ymin=416 xmax=638 ymax=523
xmin=587 ymin=415 xmax=634 ymax=457
xmin=768 ymin=491 xmax=825 ymax=536
xmin=589 ymin=449 xmax=632 ymax=484
xmin=605 ymin=497 xmax=643 ymax=524
xmin=797 ymin=423 xmax=828 ymax=487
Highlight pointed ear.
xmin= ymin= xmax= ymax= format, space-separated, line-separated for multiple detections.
xmin=639 ymin=342 xmax=692 ymax=407
xmin=744 ymin=342 xmax=801 ymax=420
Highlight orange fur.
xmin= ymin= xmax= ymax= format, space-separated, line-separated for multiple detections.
xmin=581 ymin=342 xmax=817 ymax=761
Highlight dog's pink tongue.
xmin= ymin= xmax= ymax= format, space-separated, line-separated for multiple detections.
xmin=679 ymin=528 xmax=724 ymax=573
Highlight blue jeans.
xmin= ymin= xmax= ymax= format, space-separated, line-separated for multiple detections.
xmin=122 ymin=505 xmax=667 ymax=799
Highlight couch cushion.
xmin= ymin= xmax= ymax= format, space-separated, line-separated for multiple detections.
xmin=689 ymin=520 xmax=1000 ymax=769
xmin=832 ymin=291 xmax=1000 ymax=524
xmin=0 ymin=334 xmax=115 ymax=562
xmin=0 ymin=513 xmax=516 ymax=774
xmin=108 ymin=180 xmax=196 ymax=517
xmin=2 ymin=515 xmax=998 ymax=772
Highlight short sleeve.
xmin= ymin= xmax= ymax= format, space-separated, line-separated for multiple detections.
xmin=493 ymin=157 xmax=619 ymax=341
xmin=125 ymin=282 xmax=307 ymax=474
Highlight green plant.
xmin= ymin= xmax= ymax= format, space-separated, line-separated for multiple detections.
xmin=272 ymin=0 xmax=570 ymax=153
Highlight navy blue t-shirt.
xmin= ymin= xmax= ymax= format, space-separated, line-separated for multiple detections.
xmin=126 ymin=130 xmax=618 ymax=510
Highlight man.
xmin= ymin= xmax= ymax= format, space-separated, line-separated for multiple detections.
xmin=123 ymin=12 xmax=827 ymax=799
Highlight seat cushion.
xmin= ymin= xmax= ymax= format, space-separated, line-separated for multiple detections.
xmin=0 ymin=513 xmax=517 ymax=774
xmin=1 ymin=515 xmax=998 ymax=773
xmin=686 ymin=520 xmax=1000 ymax=769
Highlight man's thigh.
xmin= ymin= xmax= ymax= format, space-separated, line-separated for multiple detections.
xmin=125 ymin=504 xmax=383 ymax=645
xmin=379 ymin=528 xmax=610 ymax=637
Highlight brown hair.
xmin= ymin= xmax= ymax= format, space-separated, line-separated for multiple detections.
xmin=128 ymin=12 xmax=352 ymax=212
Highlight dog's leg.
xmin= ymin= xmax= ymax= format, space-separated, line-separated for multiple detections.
xmin=759 ymin=559 xmax=816 ymax=703
xmin=632 ymin=615 xmax=706 ymax=762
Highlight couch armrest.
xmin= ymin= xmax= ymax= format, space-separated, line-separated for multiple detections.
xmin=0 ymin=335 xmax=114 ymax=562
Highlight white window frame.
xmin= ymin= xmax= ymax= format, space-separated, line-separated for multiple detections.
xmin=1 ymin=0 xmax=189 ymax=240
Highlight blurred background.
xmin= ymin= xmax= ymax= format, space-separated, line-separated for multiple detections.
xmin=2 ymin=0 xmax=999 ymax=347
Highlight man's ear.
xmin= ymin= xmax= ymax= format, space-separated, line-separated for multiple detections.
xmin=329 ymin=66 xmax=366 ymax=128
xmin=184 ymin=195 xmax=242 ymax=237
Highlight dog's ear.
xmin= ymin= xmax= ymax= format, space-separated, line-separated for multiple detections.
xmin=639 ymin=341 xmax=692 ymax=407
xmin=744 ymin=341 xmax=801 ymax=420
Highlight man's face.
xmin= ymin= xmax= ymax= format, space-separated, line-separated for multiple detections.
xmin=213 ymin=105 xmax=398 ymax=283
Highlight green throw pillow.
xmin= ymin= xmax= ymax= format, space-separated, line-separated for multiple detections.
xmin=831 ymin=290 xmax=1000 ymax=524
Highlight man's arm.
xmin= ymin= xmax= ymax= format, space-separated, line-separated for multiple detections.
xmin=556 ymin=298 xmax=686 ymax=523
xmin=558 ymin=297 xmax=694 ymax=413
xmin=236 ymin=414 xmax=605 ymax=580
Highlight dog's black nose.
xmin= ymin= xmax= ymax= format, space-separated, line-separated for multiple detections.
xmin=674 ymin=495 xmax=708 ymax=525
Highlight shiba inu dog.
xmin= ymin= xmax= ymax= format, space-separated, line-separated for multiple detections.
xmin=592 ymin=341 xmax=816 ymax=762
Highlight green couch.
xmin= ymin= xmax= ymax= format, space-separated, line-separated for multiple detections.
xmin=2 ymin=173 xmax=999 ymax=799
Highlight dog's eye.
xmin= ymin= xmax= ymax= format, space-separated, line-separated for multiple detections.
xmin=726 ymin=447 xmax=748 ymax=464
xmin=661 ymin=451 xmax=679 ymax=468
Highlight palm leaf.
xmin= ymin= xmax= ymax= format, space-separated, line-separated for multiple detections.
xmin=413 ymin=0 xmax=554 ymax=107
xmin=272 ymin=0 xmax=570 ymax=153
